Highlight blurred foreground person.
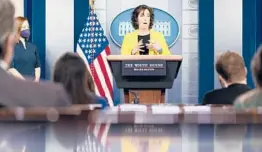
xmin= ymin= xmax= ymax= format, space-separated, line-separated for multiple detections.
xmin=202 ymin=51 xmax=250 ymax=105
xmin=234 ymin=45 xmax=262 ymax=109
xmin=0 ymin=0 xmax=70 ymax=107
xmin=53 ymin=52 xmax=108 ymax=109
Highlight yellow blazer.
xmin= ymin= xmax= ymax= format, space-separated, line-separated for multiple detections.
xmin=121 ymin=30 xmax=171 ymax=55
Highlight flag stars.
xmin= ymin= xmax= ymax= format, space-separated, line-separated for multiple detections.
xmin=78 ymin=10 xmax=110 ymax=60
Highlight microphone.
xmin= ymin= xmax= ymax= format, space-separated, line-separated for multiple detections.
xmin=130 ymin=91 xmax=139 ymax=104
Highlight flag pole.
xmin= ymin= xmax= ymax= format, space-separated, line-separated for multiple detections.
xmin=89 ymin=0 xmax=95 ymax=82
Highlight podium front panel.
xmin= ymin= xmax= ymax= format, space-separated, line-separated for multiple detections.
xmin=110 ymin=60 xmax=181 ymax=89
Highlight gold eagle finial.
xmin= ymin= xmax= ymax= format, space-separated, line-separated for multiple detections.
xmin=89 ymin=0 xmax=95 ymax=10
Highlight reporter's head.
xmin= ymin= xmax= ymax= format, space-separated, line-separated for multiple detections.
xmin=0 ymin=0 xmax=15 ymax=66
xmin=53 ymin=52 xmax=94 ymax=104
xmin=131 ymin=5 xmax=154 ymax=30
xmin=216 ymin=51 xmax=246 ymax=87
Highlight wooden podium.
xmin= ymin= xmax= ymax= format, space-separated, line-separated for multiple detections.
xmin=107 ymin=55 xmax=182 ymax=104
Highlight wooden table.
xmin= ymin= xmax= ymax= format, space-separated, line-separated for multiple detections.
xmin=0 ymin=104 xmax=261 ymax=152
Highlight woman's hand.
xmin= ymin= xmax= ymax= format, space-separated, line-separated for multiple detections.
xmin=146 ymin=40 xmax=162 ymax=53
xmin=34 ymin=78 xmax=39 ymax=82
xmin=131 ymin=39 xmax=144 ymax=55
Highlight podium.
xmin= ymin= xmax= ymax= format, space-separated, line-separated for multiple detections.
xmin=107 ymin=55 xmax=182 ymax=104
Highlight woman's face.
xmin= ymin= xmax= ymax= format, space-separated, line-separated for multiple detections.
xmin=137 ymin=9 xmax=150 ymax=30
xmin=21 ymin=20 xmax=29 ymax=31
xmin=20 ymin=20 xmax=30 ymax=39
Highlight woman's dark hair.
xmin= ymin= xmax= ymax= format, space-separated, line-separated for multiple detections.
xmin=53 ymin=52 xmax=94 ymax=104
xmin=131 ymin=5 xmax=154 ymax=30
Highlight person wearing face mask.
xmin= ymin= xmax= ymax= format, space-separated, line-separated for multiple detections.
xmin=8 ymin=16 xmax=41 ymax=82
xmin=0 ymin=0 xmax=70 ymax=107
xmin=121 ymin=5 xmax=171 ymax=55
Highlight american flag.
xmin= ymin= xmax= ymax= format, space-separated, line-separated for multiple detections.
xmin=76 ymin=4 xmax=114 ymax=107
xmin=76 ymin=2 xmax=112 ymax=151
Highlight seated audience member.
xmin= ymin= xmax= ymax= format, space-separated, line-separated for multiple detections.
xmin=234 ymin=46 xmax=262 ymax=109
xmin=0 ymin=0 xmax=70 ymax=107
xmin=53 ymin=52 xmax=108 ymax=109
xmin=202 ymin=51 xmax=250 ymax=105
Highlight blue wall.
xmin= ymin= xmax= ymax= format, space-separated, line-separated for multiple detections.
xmin=74 ymin=0 xmax=90 ymax=51
xmin=198 ymin=0 xmax=214 ymax=103
xmin=24 ymin=0 xmax=46 ymax=79
xmin=242 ymin=0 xmax=262 ymax=88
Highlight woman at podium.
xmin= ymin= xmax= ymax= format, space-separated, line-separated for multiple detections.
xmin=121 ymin=5 xmax=171 ymax=55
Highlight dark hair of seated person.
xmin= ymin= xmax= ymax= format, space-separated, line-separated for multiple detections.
xmin=53 ymin=52 xmax=95 ymax=104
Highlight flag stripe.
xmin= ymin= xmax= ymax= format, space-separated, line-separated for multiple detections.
xmin=93 ymin=124 xmax=101 ymax=137
xmin=101 ymin=47 xmax=114 ymax=90
xmin=97 ymin=124 xmax=106 ymax=141
xmin=105 ymin=46 xmax=110 ymax=55
xmin=101 ymin=124 xmax=111 ymax=146
xmin=97 ymin=55 xmax=113 ymax=96
xmin=93 ymin=59 xmax=114 ymax=106
xmin=90 ymin=61 xmax=106 ymax=98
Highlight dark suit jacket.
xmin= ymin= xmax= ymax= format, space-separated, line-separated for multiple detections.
xmin=0 ymin=68 xmax=71 ymax=107
xmin=202 ymin=83 xmax=251 ymax=105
